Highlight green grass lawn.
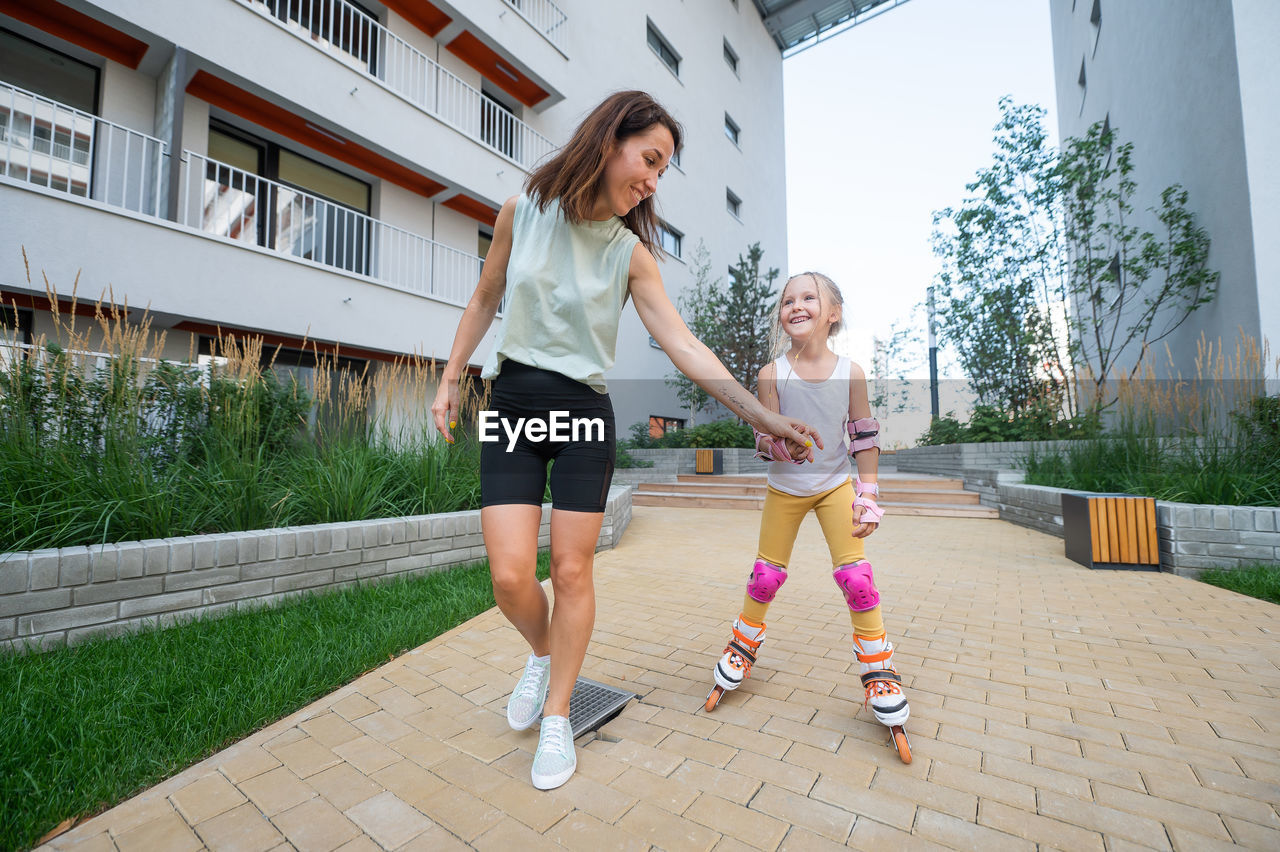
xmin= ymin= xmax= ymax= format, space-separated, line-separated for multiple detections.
xmin=1199 ymin=562 xmax=1280 ymax=606
xmin=0 ymin=555 xmax=548 ymax=851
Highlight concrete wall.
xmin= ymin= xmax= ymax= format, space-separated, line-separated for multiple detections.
xmin=1048 ymin=0 xmax=1271 ymax=378
xmin=0 ymin=486 xmax=631 ymax=653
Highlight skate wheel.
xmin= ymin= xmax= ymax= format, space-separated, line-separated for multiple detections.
xmin=704 ymin=685 xmax=725 ymax=712
xmin=890 ymin=726 xmax=912 ymax=764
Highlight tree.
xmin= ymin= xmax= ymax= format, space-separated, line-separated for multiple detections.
xmin=932 ymin=98 xmax=1218 ymax=419
xmin=667 ymin=241 xmax=780 ymax=422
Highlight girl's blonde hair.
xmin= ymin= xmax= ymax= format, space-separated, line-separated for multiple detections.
xmin=768 ymin=271 xmax=845 ymax=360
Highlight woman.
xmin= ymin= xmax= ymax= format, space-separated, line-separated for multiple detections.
xmin=430 ymin=91 xmax=819 ymax=790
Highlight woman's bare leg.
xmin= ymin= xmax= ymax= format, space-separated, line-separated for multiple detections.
xmin=543 ymin=508 xmax=605 ymax=717
xmin=482 ymin=504 xmax=549 ymax=656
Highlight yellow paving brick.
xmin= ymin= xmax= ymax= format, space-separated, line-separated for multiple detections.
xmin=782 ymin=741 xmax=876 ymax=786
xmin=610 ymin=766 xmax=701 ymax=815
xmin=402 ymin=708 xmax=471 ymax=741
xmin=617 ymin=800 xmax=722 ymax=851
xmin=430 ymin=751 xmax=510 ymax=796
xmin=926 ymin=761 xmax=1035 ymax=810
xmin=915 ymin=805 xmax=1034 ymax=851
xmin=219 ymin=747 xmax=283 ymax=785
xmin=807 ymin=776 xmax=916 ymax=833
xmin=344 ymin=791 xmax=433 ymax=848
xmin=685 ymin=792 xmax=789 ymax=851
xmin=113 ymin=812 xmax=203 ymax=852
xmin=43 ymin=832 xmax=116 ymax=852
xmin=980 ymin=753 xmax=1092 ymax=799
xmin=268 ymin=736 xmax=344 ymax=780
xmin=709 ymin=719 xmax=792 ymax=759
xmin=553 ymin=772 xmax=639 ymax=823
xmin=656 ymin=729 xmax=739 ymax=768
xmin=271 ymin=798 xmax=361 ymax=852
xmin=845 ymin=818 xmax=950 ymax=852
xmin=977 ymin=798 xmax=1105 ymax=851
xmin=300 ymin=713 xmax=362 ymax=749
xmin=239 ymin=766 xmax=318 ymax=816
xmin=478 ymin=778 xmax=574 ymax=832
xmin=192 ymin=802 xmax=283 ymax=851
xmin=671 ymin=759 xmax=763 ymax=806
xmin=388 ymin=731 xmax=456 ymax=769
xmin=750 ymin=784 xmax=855 ymax=843
xmin=306 ymin=763 xmax=383 ymax=812
xmin=352 ymin=708 xmax=416 ymax=744
xmin=869 ymin=768 xmax=975 ymax=821
xmin=169 ymin=772 xmax=247 ymax=825
xmin=442 ymin=728 xmax=516 ymax=764
xmin=392 ymin=823 xmax=473 ymax=851
xmin=1091 ymin=781 xmax=1232 ymax=840
xmin=369 ymin=757 xmax=447 ymax=809
xmin=725 ymin=750 xmax=817 ymax=796
xmin=740 ymin=692 xmax=818 ymax=724
xmin=330 ymin=694 xmax=379 ymax=722
xmin=330 ymin=735 xmax=401 ymax=775
xmin=598 ymin=714 xmax=672 ymax=747
xmin=1037 ymin=790 xmax=1172 ymax=850
xmin=1221 ymin=814 xmax=1280 ymax=849
xmin=544 ymin=810 xmax=649 ymax=851
xmin=593 ymin=737 xmax=684 ymax=776
xmin=471 ymin=816 xmax=564 ymax=851
xmin=760 ymin=715 xmax=843 ymax=751
xmin=416 ymin=785 xmax=504 ymax=842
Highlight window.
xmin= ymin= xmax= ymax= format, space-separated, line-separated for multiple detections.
xmin=726 ymin=188 xmax=742 ymax=218
xmin=724 ymin=113 xmax=740 ymax=146
xmin=647 ymin=21 xmax=680 ymax=77
xmin=1 ymin=306 xmax=33 ymax=346
xmin=478 ymin=227 xmax=493 ymax=274
xmin=1090 ymin=0 xmax=1102 ymax=53
xmin=649 ymin=415 xmax=685 ymax=438
xmin=670 ymin=146 xmax=682 ymax=169
xmin=203 ymin=123 xmax=372 ymax=275
xmin=648 ymin=335 xmax=662 ymax=349
xmin=657 ymin=221 xmax=682 ymax=259
xmin=723 ymin=39 xmax=739 ymax=74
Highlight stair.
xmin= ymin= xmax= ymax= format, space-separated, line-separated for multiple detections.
xmin=632 ymin=472 xmax=999 ymax=518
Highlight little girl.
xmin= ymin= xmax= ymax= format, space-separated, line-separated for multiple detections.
xmin=703 ymin=271 xmax=911 ymax=762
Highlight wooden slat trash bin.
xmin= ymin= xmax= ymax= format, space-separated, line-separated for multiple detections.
xmin=1062 ymin=493 xmax=1160 ymax=571
xmin=694 ymin=449 xmax=723 ymax=475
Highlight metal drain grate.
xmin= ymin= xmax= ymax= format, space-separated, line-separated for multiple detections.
xmin=541 ymin=677 xmax=638 ymax=736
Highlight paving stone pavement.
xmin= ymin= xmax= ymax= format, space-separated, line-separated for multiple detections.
xmin=39 ymin=507 xmax=1280 ymax=851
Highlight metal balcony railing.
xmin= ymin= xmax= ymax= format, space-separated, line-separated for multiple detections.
xmin=502 ymin=0 xmax=568 ymax=52
xmin=239 ymin=0 xmax=556 ymax=170
xmin=180 ymin=151 xmax=484 ymax=307
xmin=0 ymin=79 xmax=166 ymax=218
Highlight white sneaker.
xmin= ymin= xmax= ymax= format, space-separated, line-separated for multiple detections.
xmin=507 ymin=654 xmax=550 ymax=731
xmin=531 ymin=715 xmax=576 ymax=790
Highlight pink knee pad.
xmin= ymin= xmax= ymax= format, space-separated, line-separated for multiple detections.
xmin=747 ymin=560 xmax=787 ymax=603
xmin=833 ymin=561 xmax=880 ymax=611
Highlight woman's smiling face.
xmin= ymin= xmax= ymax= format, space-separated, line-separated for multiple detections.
xmin=593 ymin=123 xmax=675 ymax=219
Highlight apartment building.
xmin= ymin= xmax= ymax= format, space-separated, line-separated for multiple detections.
xmin=0 ymin=0 xmax=790 ymax=434
xmin=1050 ymin=0 xmax=1278 ymax=378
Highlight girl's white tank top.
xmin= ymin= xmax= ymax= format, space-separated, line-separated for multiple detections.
xmin=767 ymin=352 xmax=853 ymax=497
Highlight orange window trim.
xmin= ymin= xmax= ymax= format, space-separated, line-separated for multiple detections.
xmin=0 ymin=0 xmax=148 ymax=69
xmin=185 ymin=71 xmax=445 ymax=199
xmin=445 ymin=31 xmax=549 ymax=108
xmin=442 ymin=194 xmax=498 ymax=227
xmin=381 ymin=0 xmax=451 ymax=37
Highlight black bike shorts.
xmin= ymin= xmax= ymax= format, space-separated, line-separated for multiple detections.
xmin=479 ymin=360 xmax=616 ymax=513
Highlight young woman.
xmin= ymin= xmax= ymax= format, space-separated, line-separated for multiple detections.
xmin=430 ymin=91 xmax=819 ymax=790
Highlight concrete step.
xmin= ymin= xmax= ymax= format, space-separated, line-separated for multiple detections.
xmin=675 ymin=473 xmax=966 ymax=490
xmin=632 ymin=492 xmax=999 ymax=518
xmin=636 ymin=481 xmax=765 ymax=497
xmin=882 ymin=489 xmax=981 ymax=505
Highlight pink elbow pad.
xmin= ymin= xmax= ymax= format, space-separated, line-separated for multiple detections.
xmin=847 ymin=417 xmax=881 ymax=454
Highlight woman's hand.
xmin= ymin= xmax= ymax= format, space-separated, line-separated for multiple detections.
xmin=430 ymin=378 xmax=459 ymax=443
xmin=757 ymin=410 xmax=822 ymax=462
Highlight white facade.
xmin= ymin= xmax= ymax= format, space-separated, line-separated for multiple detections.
xmin=1049 ymin=0 xmax=1278 ymax=378
xmin=0 ymin=0 xmax=788 ymax=435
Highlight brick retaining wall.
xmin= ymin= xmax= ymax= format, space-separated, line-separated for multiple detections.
xmin=0 ymin=486 xmax=632 ymax=653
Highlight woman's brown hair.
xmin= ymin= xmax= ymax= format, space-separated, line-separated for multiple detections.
xmin=525 ymin=90 xmax=683 ymax=256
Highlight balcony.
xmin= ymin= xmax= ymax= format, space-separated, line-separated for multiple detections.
xmin=2 ymin=79 xmax=489 ymax=319
xmin=236 ymin=0 xmax=556 ymax=170
xmin=502 ymin=0 xmax=569 ymax=53
xmin=178 ymin=151 xmax=484 ymax=308
xmin=1 ymin=81 xmax=166 ymax=219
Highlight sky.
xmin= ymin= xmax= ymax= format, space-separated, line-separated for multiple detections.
xmin=782 ymin=0 xmax=1058 ymax=378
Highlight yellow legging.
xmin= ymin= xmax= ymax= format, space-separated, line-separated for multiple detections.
xmin=742 ymin=478 xmax=885 ymax=637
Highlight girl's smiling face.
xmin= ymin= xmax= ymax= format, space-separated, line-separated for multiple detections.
xmin=780 ymin=274 xmax=839 ymax=343
xmin=593 ymin=123 xmax=675 ymax=219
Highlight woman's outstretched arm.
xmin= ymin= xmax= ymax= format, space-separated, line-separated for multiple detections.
xmin=430 ymin=196 xmax=517 ymax=439
xmin=627 ymin=244 xmax=822 ymax=453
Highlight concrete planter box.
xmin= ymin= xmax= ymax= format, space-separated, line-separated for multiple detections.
xmin=895 ymin=443 xmax=1279 ymax=577
xmin=0 ymin=486 xmax=632 ymax=653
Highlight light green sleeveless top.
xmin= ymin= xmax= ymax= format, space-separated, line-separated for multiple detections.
xmin=480 ymin=194 xmax=640 ymax=393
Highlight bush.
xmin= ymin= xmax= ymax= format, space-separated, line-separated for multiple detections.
xmin=916 ymin=403 xmax=1099 ymax=446
xmin=620 ymin=418 xmax=754 ymax=452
